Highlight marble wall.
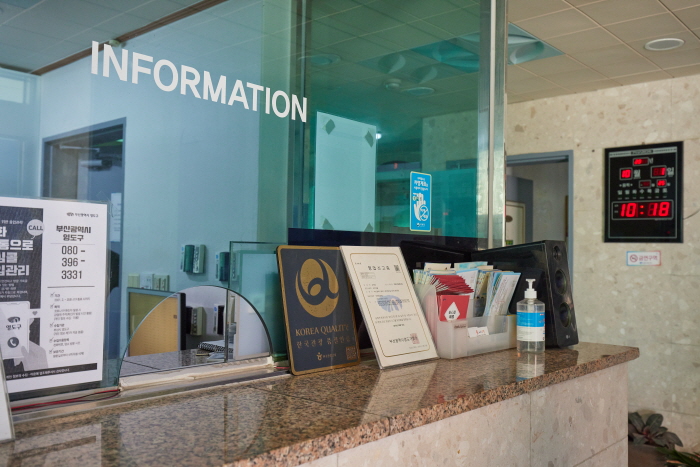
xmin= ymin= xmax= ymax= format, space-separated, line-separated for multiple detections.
xmin=298 ymin=363 xmax=628 ymax=467
xmin=422 ymin=110 xmax=479 ymax=172
xmin=506 ymin=74 xmax=700 ymax=450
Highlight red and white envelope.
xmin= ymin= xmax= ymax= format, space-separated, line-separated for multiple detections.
xmin=438 ymin=295 xmax=470 ymax=322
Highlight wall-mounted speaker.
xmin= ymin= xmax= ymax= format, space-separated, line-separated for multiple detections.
xmin=470 ymin=240 xmax=578 ymax=348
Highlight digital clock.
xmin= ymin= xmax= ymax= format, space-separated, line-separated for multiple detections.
xmin=612 ymin=201 xmax=672 ymax=219
xmin=605 ymin=142 xmax=682 ymax=243
xmin=651 ymin=166 xmax=666 ymax=177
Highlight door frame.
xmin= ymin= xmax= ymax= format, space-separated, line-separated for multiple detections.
xmin=506 ymin=150 xmax=574 ymax=273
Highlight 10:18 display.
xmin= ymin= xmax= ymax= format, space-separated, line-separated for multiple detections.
xmin=618 ymin=201 xmax=671 ymax=218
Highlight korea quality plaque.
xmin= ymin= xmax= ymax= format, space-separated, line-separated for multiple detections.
xmin=340 ymin=246 xmax=437 ymax=369
xmin=277 ymin=246 xmax=360 ymax=375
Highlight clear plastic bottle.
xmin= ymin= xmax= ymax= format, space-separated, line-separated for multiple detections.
xmin=516 ymin=279 xmax=545 ymax=354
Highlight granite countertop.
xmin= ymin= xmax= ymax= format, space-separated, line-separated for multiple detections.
xmin=1 ymin=343 xmax=638 ymax=466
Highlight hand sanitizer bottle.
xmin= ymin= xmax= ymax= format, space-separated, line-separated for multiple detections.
xmin=517 ymin=279 xmax=545 ymax=354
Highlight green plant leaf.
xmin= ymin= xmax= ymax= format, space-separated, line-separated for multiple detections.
xmin=632 ymin=433 xmax=647 ymax=445
xmin=629 ymin=423 xmax=638 ymax=437
xmin=658 ymin=447 xmax=700 ymax=467
xmin=665 ymin=432 xmax=683 ymax=448
xmin=647 ymin=413 xmax=664 ymax=431
xmin=629 ymin=412 xmax=645 ymax=432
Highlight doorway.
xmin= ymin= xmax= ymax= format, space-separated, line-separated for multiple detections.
xmin=506 ymin=150 xmax=573 ymax=268
xmin=42 ymin=119 xmax=125 ymax=359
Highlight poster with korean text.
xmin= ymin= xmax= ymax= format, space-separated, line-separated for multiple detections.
xmin=0 ymin=197 xmax=107 ymax=394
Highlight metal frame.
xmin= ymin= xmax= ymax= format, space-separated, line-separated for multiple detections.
xmin=480 ymin=0 xmax=508 ymax=250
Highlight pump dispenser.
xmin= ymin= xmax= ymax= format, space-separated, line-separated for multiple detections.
xmin=516 ymin=279 xmax=545 ymax=354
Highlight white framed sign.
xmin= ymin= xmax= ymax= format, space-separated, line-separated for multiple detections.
xmin=340 ymin=246 xmax=437 ymax=369
xmin=0 ymin=197 xmax=107 ymax=394
xmin=626 ymin=251 xmax=661 ymax=266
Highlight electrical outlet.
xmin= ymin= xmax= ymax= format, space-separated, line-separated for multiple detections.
xmin=192 ymin=244 xmax=205 ymax=274
xmin=140 ymin=273 xmax=154 ymax=289
xmin=190 ymin=306 xmax=204 ymax=336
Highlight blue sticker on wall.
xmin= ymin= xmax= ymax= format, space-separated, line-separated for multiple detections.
xmin=410 ymin=172 xmax=431 ymax=232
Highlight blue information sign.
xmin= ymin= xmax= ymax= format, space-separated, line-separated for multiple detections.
xmin=410 ymin=172 xmax=431 ymax=232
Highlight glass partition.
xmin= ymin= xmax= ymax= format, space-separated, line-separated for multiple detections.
xmin=0 ymin=0 xmax=506 ymax=400
xmin=228 ymin=242 xmax=287 ymax=360
xmin=120 ymin=286 xmax=272 ymax=377
xmin=294 ymin=0 xmax=506 ymax=243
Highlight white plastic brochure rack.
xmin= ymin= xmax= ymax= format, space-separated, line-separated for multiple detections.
xmin=415 ymin=284 xmax=516 ymax=359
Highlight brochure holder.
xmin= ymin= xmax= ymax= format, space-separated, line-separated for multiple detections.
xmin=415 ymin=284 xmax=516 ymax=359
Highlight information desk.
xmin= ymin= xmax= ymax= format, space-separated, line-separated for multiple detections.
xmin=1 ymin=343 xmax=638 ymax=466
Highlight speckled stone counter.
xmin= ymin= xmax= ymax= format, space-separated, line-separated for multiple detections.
xmin=1 ymin=342 xmax=638 ymax=466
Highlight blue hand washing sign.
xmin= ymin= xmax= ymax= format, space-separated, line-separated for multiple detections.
xmin=410 ymin=172 xmax=431 ymax=232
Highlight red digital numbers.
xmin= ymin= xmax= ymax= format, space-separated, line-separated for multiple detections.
xmin=620 ymin=202 xmax=637 ymax=217
xmin=620 ymin=168 xmax=632 ymax=179
xmin=657 ymin=179 xmax=667 ymax=187
xmin=639 ymin=180 xmax=651 ymax=188
xmin=633 ymin=158 xmax=649 ymax=165
xmin=618 ymin=201 xmax=671 ymax=218
xmin=651 ymin=166 xmax=666 ymax=177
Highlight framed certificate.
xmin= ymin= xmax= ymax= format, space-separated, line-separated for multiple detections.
xmin=277 ymin=246 xmax=360 ymax=375
xmin=340 ymin=246 xmax=437 ymax=368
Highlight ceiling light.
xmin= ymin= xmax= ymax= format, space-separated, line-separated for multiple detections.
xmin=644 ymin=38 xmax=684 ymax=51
xmin=376 ymin=132 xmax=382 ymax=140
xmin=384 ymin=78 xmax=402 ymax=90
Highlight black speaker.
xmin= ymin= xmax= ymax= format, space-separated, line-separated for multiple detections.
xmin=470 ymin=240 xmax=578 ymax=348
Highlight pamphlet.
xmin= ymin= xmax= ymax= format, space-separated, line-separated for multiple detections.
xmin=484 ymin=271 xmax=521 ymax=316
xmin=0 ymin=197 xmax=108 ymax=394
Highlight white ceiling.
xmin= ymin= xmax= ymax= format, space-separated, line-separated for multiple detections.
xmin=0 ymin=0 xmax=202 ymax=72
xmin=508 ymin=0 xmax=700 ymax=103
xmin=0 ymin=0 xmax=698 ymax=105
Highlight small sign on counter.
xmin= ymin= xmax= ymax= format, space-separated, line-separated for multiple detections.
xmin=626 ymin=251 xmax=661 ymax=266
xmin=277 ymin=246 xmax=360 ymax=375
xmin=340 ymin=246 xmax=437 ymax=369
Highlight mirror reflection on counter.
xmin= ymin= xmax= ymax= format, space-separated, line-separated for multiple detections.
xmin=118 ymin=286 xmax=272 ymax=377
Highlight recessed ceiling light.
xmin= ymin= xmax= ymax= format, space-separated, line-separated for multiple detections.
xmin=384 ymin=78 xmax=402 ymax=90
xmin=644 ymin=38 xmax=685 ymax=51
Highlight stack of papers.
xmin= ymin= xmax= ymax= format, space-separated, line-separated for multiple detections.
xmin=483 ymin=271 xmax=521 ymax=316
xmin=414 ymin=262 xmax=520 ymax=318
